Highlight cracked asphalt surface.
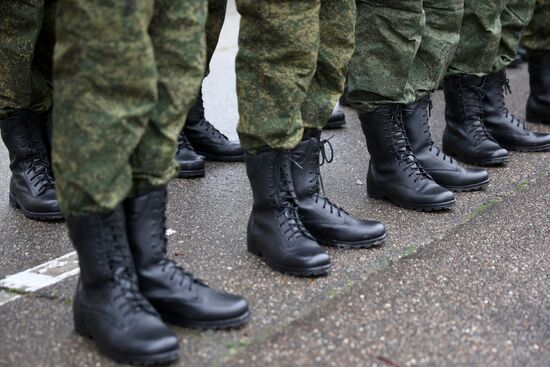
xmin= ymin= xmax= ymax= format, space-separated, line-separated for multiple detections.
xmin=1 ymin=2 xmax=549 ymax=366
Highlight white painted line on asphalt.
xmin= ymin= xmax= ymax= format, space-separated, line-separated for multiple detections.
xmin=0 ymin=251 xmax=79 ymax=306
xmin=0 ymin=290 xmax=20 ymax=306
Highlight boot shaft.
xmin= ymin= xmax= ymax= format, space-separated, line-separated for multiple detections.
xmin=290 ymin=131 xmax=323 ymax=198
xmin=0 ymin=111 xmax=50 ymax=173
xmin=402 ymin=96 xmax=433 ymax=153
xmin=443 ymin=74 xmax=487 ymax=127
xmin=245 ymin=148 xmax=298 ymax=210
xmin=67 ymin=206 xmax=134 ymax=287
xmin=124 ymin=188 xmax=168 ymax=269
xmin=528 ymin=52 xmax=550 ymax=100
xmin=359 ymin=104 xmax=410 ymax=164
xmin=186 ymin=89 xmax=205 ymax=125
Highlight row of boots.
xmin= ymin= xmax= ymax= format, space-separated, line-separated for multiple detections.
xmin=357 ymin=68 xmax=550 ymax=211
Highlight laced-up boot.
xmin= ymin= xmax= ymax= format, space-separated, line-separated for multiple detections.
xmin=124 ymin=188 xmax=250 ymax=329
xmin=359 ymin=104 xmax=455 ymax=211
xmin=245 ymin=149 xmax=331 ymax=276
xmin=527 ymin=52 xmax=550 ymax=124
xmin=403 ymin=96 xmax=489 ymax=192
xmin=0 ymin=110 xmax=62 ymax=220
xmin=442 ymin=75 xmax=509 ymax=165
xmin=184 ymin=92 xmax=244 ymax=161
xmin=175 ymin=131 xmax=205 ymax=178
xmin=290 ymin=129 xmax=386 ymax=248
xmin=67 ymin=206 xmax=179 ymax=365
xmin=482 ymin=70 xmax=550 ymax=151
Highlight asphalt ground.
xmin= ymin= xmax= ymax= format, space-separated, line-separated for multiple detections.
xmin=0 ymin=3 xmax=549 ymax=366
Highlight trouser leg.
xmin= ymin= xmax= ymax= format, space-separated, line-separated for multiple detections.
xmin=347 ymin=0 xmax=425 ymax=112
xmin=301 ymin=0 xmax=356 ymax=129
xmin=0 ymin=0 xmax=53 ymax=119
xmin=53 ymin=0 xmax=158 ymax=216
xmin=235 ymin=0 xmax=320 ymax=152
xmin=133 ymin=0 xmax=207 ymax=193
xmin=492 ymin=0 xmax=535 ymax=72
xmin=523 ymin=0 xmax=550 ymax=52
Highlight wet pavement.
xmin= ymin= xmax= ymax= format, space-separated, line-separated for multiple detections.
xmin=0 ymin=3 xmax=549 ymax=367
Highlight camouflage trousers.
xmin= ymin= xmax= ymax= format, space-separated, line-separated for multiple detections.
xmin=206 ymin=0 xmax=227 ymax=73
xmin=53 ymin=0 xmax=207 ymax=216
xmin=0 ymin=0 xmax=55 ymax=120
xmin=523 ymin=0 xmax=550 ymax=52
xmin=235 ymin=0 xmax=356 ymax=152
xmin=347 ymin=0 xmax=464 ymax=112
xmin=448 ymin=0 xmax=536 ymax=75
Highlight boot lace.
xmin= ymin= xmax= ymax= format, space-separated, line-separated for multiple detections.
xmin=423 ymin=96 xmax=453 ymax=163
xmin=460 ymin=83 xmax=496 ymax=145
xmin=383 ymin=106 xmax=431 ymax=182
xmin=273 ymin=154 xmax=314 ymax=243
xmin=152 ymin=192 xmax=207 ymax=292
xmin=310 ymin=138 xmax=349 ymax=217
xmin=198 ymin=118 xmax=229 ymax=141
xmin=498 ymin=75 xmax=528 ymax=130
xmin=21 ymin=123 xmax=55 ymax=195
xmin=177 ymin=132 xmax=197 ymax=152
xmin=102 ymin=216 xmax=156 ymax=317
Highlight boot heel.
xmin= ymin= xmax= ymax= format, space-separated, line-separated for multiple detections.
xmin=73 ymin=307 xmax=91 ymax=338
xmin=8 ymin=193 xmax=19 ymax=209
xmin=247 ymin=238 xmax=262 ymax=257
xmin=367 ymin=185 xmax=385 ymax=200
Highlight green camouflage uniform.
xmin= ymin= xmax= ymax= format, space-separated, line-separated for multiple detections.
xmin=347 ymin=0 xmax=465 ymax=112
xmin=235 ymin=0 xmax=356 ymax=152
xmin=0 ymin=0 xmax=55 ymax=119
xmin=523 ymin=0 xmax=550 ymax=52
xmin=53 ymin=0 xmax=207 ymax=216
xmin=205 ymin=0 xmax=227 ymax=72
xmin=447 ymin=0 xmax=536 ymax=76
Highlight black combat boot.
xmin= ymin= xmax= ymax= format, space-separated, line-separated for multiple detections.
xmin=124 ymin=188 xmax=250 ymax=329
xmin=442 ymin=75 xmax=509 ymax=165
xmin=526 ymin=52 xmax=550 ymax=124
xmin=290 ymin=129 xmax=387 ymax=248
xmin=68 ymin=206 xmax=179 ymax=365
xmin=359 ymin=104 xmax=455 ymax=211
xmin=0 ymin=110 xmax=62 ymax=220
xmin=482 ymin=70 xmax=550 ymax=152
xmin=245 ymin=149 xmax=331 ymax=276
xmin=324 ymin=111 xmax=346 ymax=129
xmin=402 ymin=96 xmax=490 ymax=192
xmin=175 ymin=131 xmax=205 ymax=178
xmin=184 ymin=93 xmax=244 ymax=161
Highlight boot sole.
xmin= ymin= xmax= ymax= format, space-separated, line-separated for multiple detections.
xmin=496 ymin=142 xmax=550 ymax=153
xmin=178 ymin=168 xmax=205 ymax=178
xmin=9 ymin=193 xmax=64 ymax=221
xmin=161 ymin=310 xmax=251 ymax=330
xmin=316 ymin=232 xmax=387 ymax=249
xmin=442 ymin=147 xmax=508 ymax=166
xmin=74 ymin=318 xmax=180 ymax=366
xmin=194 ymin=151 xmax=244 ymax=162
xmin=247 ymin=245 xmax=331 ymax=277
xmin=367 ymin=187 xmax=455 ymax=212
xmin=442 ymin=178 xmax=490 ymax=192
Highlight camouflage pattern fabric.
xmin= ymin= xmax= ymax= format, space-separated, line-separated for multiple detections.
xmin=235 ymin=0 xmax=356 ymax=152
xmin=53 ymin=0 xmax=207 ymax=216
xmin=347 ymin=0 xmax=464 ymax=112
xmin=0 ymin=0 xmax=56 ymax=119
xmin=447 ymin=0 xmax=536 ymax=76
xmin=523 ymin=0 xmax=550 ymax=52
xmin=206 ymin=0 xmax=227 ymax=72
